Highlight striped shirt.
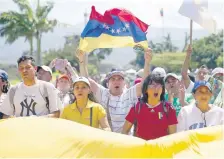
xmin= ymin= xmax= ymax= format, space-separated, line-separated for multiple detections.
xmin=95 ymin=84 xmax=138 ymax=133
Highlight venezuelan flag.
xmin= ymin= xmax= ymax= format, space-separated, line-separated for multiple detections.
xmin=79 ymin=6 xmax=149 ymax=52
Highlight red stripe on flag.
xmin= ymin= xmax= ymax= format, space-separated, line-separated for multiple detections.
xmin=90 ymin=6 xmax=149 ymax=32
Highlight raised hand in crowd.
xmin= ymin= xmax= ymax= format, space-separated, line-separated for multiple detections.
xmin=181 ymin=45 xmax=193 ymax=93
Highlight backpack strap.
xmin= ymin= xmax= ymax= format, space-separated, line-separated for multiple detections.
xmin=90 ymin=107 xmax=93 ymax=127
xmin=9 ymin=84 xmax=20 ymax=115
xmin=133 ymin=100 xmax=143 ymax=136
xmin=39 ymin=81 xmax=50 ymax=113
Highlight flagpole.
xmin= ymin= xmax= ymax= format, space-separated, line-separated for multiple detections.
xmin=190 ymin=19 xmax=193 ymax=45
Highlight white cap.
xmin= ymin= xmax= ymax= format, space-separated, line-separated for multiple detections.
xmin=164 ymin=73 xmax=181 ymax=82
xmin=152 ymin=67 xmax=166 ymax=78
xmin=37 ymin=65 xmax=52 ymax=75
xmin=73 ymin=77 xmax=90 ymax=87
xmin=212 ymin=67 xmax=224 ymax=76
xmin=136 ymin=69 xmax=144 ymax=78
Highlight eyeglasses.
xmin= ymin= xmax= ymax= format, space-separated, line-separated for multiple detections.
xmin=201 ymin=113 xmax=207 ymax=127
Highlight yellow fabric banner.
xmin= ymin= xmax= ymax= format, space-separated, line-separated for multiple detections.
xmin=0 ymin=117 xmax=223 ymax=158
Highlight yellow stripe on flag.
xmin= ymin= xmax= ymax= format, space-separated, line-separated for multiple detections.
xmin=79 ymin=33 xmax=148 ymax=52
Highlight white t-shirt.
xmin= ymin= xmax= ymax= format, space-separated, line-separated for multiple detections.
xmin=177 ymin=103 xmax=224 ymax=132
xmin=95 ymin=84 xmax=138 ymax=133
xmin=0 ymin=81 xmax=62 ymax=117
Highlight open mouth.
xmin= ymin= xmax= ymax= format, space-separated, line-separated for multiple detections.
xmin=154 ymin=93 xmax=158 ymax=97
xmin=115 ymin=86 xmax=119 ymax=89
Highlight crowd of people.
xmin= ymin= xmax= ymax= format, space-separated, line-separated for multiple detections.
xmin=0 ymin=45 xmax=223 ymax=141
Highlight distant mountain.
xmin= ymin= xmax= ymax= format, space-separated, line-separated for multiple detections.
xmin=0 ymin=25 xmax=210 ymax=67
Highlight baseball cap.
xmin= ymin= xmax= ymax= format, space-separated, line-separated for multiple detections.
xmin=164 ymin=73 xmax=181 ymax=82
xmin=0 ymin=69 xmax=8 ymax=81
xmin=151 ymin=67 xmax=166 ymax=78
xmin=107 ymin=70 xmax=125 ymax=80
xmin=192 ymin=81 xmax=212 ymax=93
xmin=37 ymin=65 xmax=52 ymax=76
xmin=212 ymin=67 xmax=224 ymax=76
xmin=58 ymin=74 xmax=70 ymax=81
xmin=73 ymin=77 xmax=90 ymax=87
xmin=136 ymin=69 xmax=144 ymax=78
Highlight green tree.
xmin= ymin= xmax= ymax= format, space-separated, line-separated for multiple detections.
xmin=192 ymin=30 xmax=223 ymax=68
xmin=0 ymin=0 xmax=57 ymax=65
xmin=35 ymin=0 xmax=57 ymax=65
xmin=163 ymin=33 xmax=178 ymax=52
xmin=148 ymin=41 xmax=163 ymax=53
xmin=0 ymin=0 xmax=35 ymax=56
xmin=182 ymin=32 xmax=189 ymax=52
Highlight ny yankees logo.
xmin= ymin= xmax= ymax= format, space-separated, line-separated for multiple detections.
xmin=20 ymin=98 xmax=37 ymax=116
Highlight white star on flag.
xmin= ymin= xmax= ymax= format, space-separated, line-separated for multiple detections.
xmin=122 ymin=27 xmax=127 ymax=31
xmin=106 ymin=26 xmax=110 ymax=30
xmin=125 ymin=23 xmax=129 ymax=28
xmin=116 ymin=29 xmax=121 ymax=34
xmin=111 ymin=29 xmax=115 ymax=33
xmin=103 ymin=23 xmax=107 ymax=28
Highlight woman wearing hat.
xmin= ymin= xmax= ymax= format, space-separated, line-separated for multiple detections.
xmin=60 ymin=77 xmax=111 ymax=131
xmin=177 ymin=81 xmax=224 ymax=132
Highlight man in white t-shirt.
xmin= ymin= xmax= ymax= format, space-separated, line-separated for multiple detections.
xmin=0 ymin=56 xmax=61 ymax=118
xmin=76 ymin=48 xmax=152 ymax=133
xmin=177 ymin=81 xmax=224 ymax=132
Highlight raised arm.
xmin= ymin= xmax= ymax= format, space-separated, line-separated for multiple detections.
xmin=76 ymin=50 xmax=100 ymax=93
xmin=64 ymin=60 xmax=79 ymax=82
xmin=136 ymin=47 xmax=153 ymax=97
xmin=181 ymin=45 xmax=192 ymax=89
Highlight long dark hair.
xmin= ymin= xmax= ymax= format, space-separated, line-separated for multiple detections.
xmin=141 ymin=74 xmax=165 ymax=103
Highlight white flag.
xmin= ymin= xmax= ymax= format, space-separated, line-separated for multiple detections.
xmin=179 ymin=0 xmax=217 ymax=33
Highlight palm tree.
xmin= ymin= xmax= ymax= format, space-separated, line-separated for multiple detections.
xmin=0 ymin=0 xmax=35 ymax=56
xmin=35 ymin=0 xmax=57 ymax=65
xmin=0 ymin=0 xmax=57 ymax=65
